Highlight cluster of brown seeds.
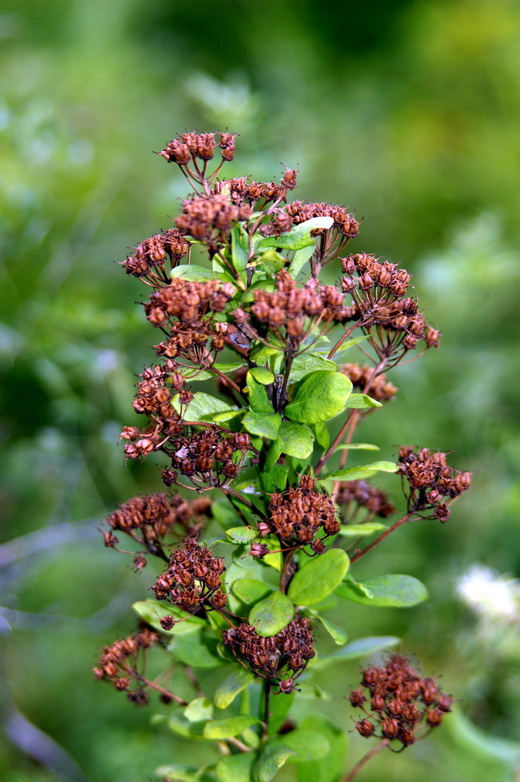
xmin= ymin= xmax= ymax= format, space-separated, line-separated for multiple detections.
xmin=222 ymin=616 xmax=315 ymax=692
xmin=145 ymin=277 xmax=235 ymax=329
xmin=235 ymin=270 xmax=346 ymax=342
xmin=258 ymin=475 xmax=339 ymax=552
xmin=152 ymin=539 xmax=226 ymax=612
xmin=350 ymin=654 xmax=452 ymax=748
xmin=159 ymin=131 xmax=237 ymax=165
xmin=397 ymin=447 xmax=472 ymax=520
xmin=122 ymin=228 xmax=189 ymax=279
xmin=102 ymin=493 xmax=212 ymax=566
xmin=215 ymin=171 xmax=297 ymax=209
xmin=340 ymin=253 xmax=440 ymax=355
xmin=161 ymin=428 xmax=253 ymax=487
xmin=286 ymin=201 xmax=360 ymax=238
xmin=342 ymin=363 xmax=398 ymax=402
xmin=175 ymin=192 xmax=252 ymax=247
xmin=336 ymin=480 xmax=396 ymax=521
xmin=93 ymin=627 xmax=160 ymax=703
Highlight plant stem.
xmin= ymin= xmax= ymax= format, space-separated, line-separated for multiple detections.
xmin=343 ymin=739 xmax=389 ymax=782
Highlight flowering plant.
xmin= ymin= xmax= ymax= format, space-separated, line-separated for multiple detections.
xmin=95 ymin=131 xmax=470 ymax=781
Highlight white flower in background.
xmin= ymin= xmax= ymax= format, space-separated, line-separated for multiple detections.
xmin=457 ymin=564 xmax=520 ymax=624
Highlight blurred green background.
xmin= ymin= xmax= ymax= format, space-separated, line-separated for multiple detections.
xmin=1 ymin=0 xmax=520 ymax=780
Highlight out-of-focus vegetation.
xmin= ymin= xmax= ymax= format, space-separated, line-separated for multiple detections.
xmin=1 ymin=1 xmax=520 ymax=780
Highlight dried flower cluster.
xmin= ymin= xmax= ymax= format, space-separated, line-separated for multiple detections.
xmin=152 ymin=539 xmax=226 ymax=611
xmin=397 ymin=446 xmax=472 ymax=520
xmin=350 ymin=654 xmax=452 ymax=748
xmin=336 ymin=480 xmax=396 ymax=521
xmin=93 ymin=627 xmax=160 ymax=702
xmin=222 ymin=616 xmax=315 ymax=692
xmin=342 ymin=363 xmax=398 ymax=402
xmin=159 ymin=131 xmax=237 ymax=165
xmin=340 ymin=253 xmax=441 ymax=358
xmin=161 ymin=428 xmax=253 ymax=488
xmin=122 ymin=228 xmax=189 ymax=280
xmin=237 ymin=270 xmax=346 ymax=344
xmin=259 ymin=475 xmax=339 ymax=551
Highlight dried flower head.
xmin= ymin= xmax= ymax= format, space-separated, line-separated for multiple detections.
xmin=152 ymin=539 xmax=227 ymax=612
xmin=350 ymin=654 xmax=452 ymax=748
xmin=336 ymin=480 xmax=396 ymax=521
xmin=222 ymin=616 xmax=315 ymax=691
xmin=397 ymin=447 xmax=471 ymax=518
xmin=93 ymin=626 xmax=160 ymax=703
xmin=342 ymin=363 xmax=398 ymax=402
xmin=262 ymin=475 xmax=339 ymax=549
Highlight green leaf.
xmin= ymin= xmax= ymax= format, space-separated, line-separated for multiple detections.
xmin=315 ymin=615 xmax=349 ymax=645
xmin=260 ymin=533 xmax=283 ymax=572
xmin=260 ymin=464 xmax=288 ymax=493
xmin=155 ymin=763 xmax=199 ymax=781
xmin=324 ymin=460 xmax=397 ymax=481
xmin=313 ymin=422 xmax=330 ymax=450
xmin=214 ymin=666 xmax=255 ymax=709
xmin=310 ymin=636 xmax=400 ymax=670
xmin=249 ymin=590 xmax=294 ymax=637
xmin=265 ymin=439 xmax=284 ymax=472
xmin=184 ymin=697 xmax=214 ymax=723
xmin=297 ymin=682 xmax=331 ymax=700
xmin=250 ymin=367 xmax=276 ymax=385
xmin=232 ymin=578 xmax=273 ymax=605
xmin=288 ymin=549 xmax=349 ymax=606
xmin=246 ymin=371 xmax=274 ymax=414
xmin=334 ymin=442 xmax=380 ymax=451
xmin=169 ymin=630 xmax=223 ymax=668
xmin=170 ymin=264 xmax=216 ymax=281
xmin=345 ymin=393 xmax=382 ymax=409
xmin=172 ymin=392 xmax=235 ymax=420
xmin=231 ymin=224 xmax=250 ymax=273
xmin=257 ymin=216 xmax=334 ymax=251
xmin=288 ymin=244 xmax=316 ymax=277
xmin=226 ymin=526 xmax=258 ymax=544
xmin=297 ymin=716 xmax=348 ymax=782
xmin=277 ymin=421 xmax=314 ymax=459
xmin=281 ymin=729 xmax=330 ymax=763
xmin=167 ymin=712 xmax=209 ymax=739
xmin=254 ymin=742 xmax=294 ymax=782
xmin=216 ymin=754 xmax=256 ymax=782
xmin=285 ymin=371 xmax=352 ymax=423
xmin=257 ymin=249 xmax=287 ymax=273
xmin=243 ymin=410 xmax=282 ymax=440
xmin=132 ymin=600 xmax=204 ymax=635
xmin=211 ymin=498 xmax=242 ymax=529
xmin=176 ymin=367 xmax=213 ymax=382
xmin=290 ymin=353 xmax=338 ymax=383
xmin=338 ymin=576 xmax=374 ymax=599
xmin=203 ymin=716 xmax=260 ymax=739
xmin=337 ymin=522 xmax=387 ymax=537
xmin=336 ymin=574 xmax=429 ymax=607
xmin=213 ymin=360 xmax=246 ymax=373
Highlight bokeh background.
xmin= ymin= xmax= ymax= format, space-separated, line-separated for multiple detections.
xmin=2 ymin=0 xmax=520 ymax=780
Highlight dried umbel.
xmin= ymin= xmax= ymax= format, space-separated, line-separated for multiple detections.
xmin=152 ymin=539 xmax=226 ymax=612
xmin=350 ymin=654 xmax=452 ymax=748
xmin=222 ymin=616 xmax=315 ymax=691
xmin=122 ymin=228 xmax=189 ymax=280
xmin=397 ymin=446 xmax=472 ymax=519
xmin=260 ymin=475 xmax=339 ymax=551
xmin=93 ymin=627 xmax=160 ymax=703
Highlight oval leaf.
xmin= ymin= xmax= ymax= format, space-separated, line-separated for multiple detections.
xmin=325 ymin=460 xmax=397 ymax=481
xmin=336 ymin=574 xmax=429 ymax=607
xmin=250 ymin=367 xmax=276 ymax=385
xmin=257 ymin=216 xmax=334 ymax=251
xmin=281 ymin=729 xmax=330 ymax=763
xmin=214 ymin=666 xmax=255 ymax=709
xmin=344 ymin=393 xmax=382 ymax=409
xmin=203 ymin=716 xmax=259 ymax=739
xmin=132 ymin=600 xmax=204 ymax=635
xmin=288 ymin=549 xmax=349 ymax=606
xmin=285 ymin=371 xmax=352 ymax=423
xmin=243 ymin=410 xmax=282 ymax=440
xmin=254 ymin=742 xmax=294 ymax=782
xmin=226 ymin=526 xmax=258 ymax=544
xmin=277 ymin=421 xmax=314 ymax=459
xmin=315 ymin=615 xmax=349 ymax=645
xmin=216 ymin=753 xmax=256 ymax=782
xmin=290 ymin=354 xmax=338 ymax=382
xmin=232 ymin=578 xmax=273 ymax=605
xmin=337 ymin=523 xmax=387 ymax=537
xmin=249 ymin=590 xmax=294 ymax=636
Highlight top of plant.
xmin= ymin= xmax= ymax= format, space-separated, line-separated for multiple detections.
xmin=96 ymin=130 xmax=471 ymax=782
